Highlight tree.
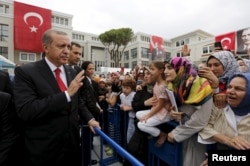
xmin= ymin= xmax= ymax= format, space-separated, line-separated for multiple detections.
xmin=99 ymin=28 xmax=134 ymax=67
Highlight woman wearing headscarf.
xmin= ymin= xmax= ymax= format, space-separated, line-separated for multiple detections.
xmin=162 ymin=57 xmax=213 ymax=166
xmin=198 ymin=51 xmax=241 ymax=108
xmin=199 ymin=73 xmax=250 ymax=165
xmin=124 ymin=66 xmax=155 ymax=166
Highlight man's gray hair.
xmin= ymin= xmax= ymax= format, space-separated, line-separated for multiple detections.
xmin=42 ymin=29 xmax=68 ymax=45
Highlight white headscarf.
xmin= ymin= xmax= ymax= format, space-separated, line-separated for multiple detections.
xmin=207 ymin=51 xmax=241 ymax=82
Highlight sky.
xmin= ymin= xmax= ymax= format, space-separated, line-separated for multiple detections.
xmin=15 ymin=0 xmax=250 ymax=39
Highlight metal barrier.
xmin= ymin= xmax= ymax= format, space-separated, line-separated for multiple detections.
xmin=148 ymin=121 xmax=182 ymax=166
xmin=95 ymin=127 xmax=144 ymax=166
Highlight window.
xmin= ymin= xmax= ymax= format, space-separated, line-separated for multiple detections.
xmin=131 ymin=48 xmax=137 ymax=59
xmin=176 ymin=41 xmax=180 ymax=47
xmin=177 ymin=51 xmax=183 ymax=57
xmin=185 ymin=38 xmax=190 ymax=44
xmin=181 ymin=40 xmax=184 ymax=46
xmin=124 ymin=51 xmax=129 ymax=60
xmin=19 ymin=52 xmax=36 ymax=62
xmin=164 ymin=41 xmax=171 ymax=47
xmin=141 ymin=61 xmax=150 ymax=66
xmin=52 ymin=16 xmax=69 ymax=26
xmin=124 ymin=63 xmax=129 ymax=68
xmin=0 ymin=46 xmax=8 ymax=57
xmin=131 ymin=61 xmax=137 ymax=69
xmin=140 ymin=35 xmax=150 ymax=42
xmin=60 ymin=18 xmax=64 ymax=25
xmin=72 ymin=33 xmax=84 ymax=41
xmin=0 ymin=4 xmax=9 ymax=14
xmin=209 ymin=45 xmax=214 ymax=52
xmin=0 ymin=24 xmax=8 ymax=41
xmin=95 ymin=61 xmax=104 ymax=71
xmin=141 ymin=47 xmax=149 ymax=58
xmin=202 ymin=45 xmax=214 ymax=54
xmin=65 ymin=19 xmax=68 ymax=26
xmin=92 ymin=37 xmax=99 ymax=41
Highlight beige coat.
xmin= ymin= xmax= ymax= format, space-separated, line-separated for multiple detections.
xmin=199 ymin=105 xmax=250 ymax=143
xmin=172 ymin=98 xmax=213 ymax=166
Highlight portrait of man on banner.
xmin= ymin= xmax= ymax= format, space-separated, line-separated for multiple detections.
xmin=236 ymin=27 xmax=250 ymax=55
xmin=149 ymin=35 xmax=165 ymax=60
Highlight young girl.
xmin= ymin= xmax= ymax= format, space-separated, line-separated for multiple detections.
xmin=136 ymin=61 xmax=171 ymax=147
xmin=119 ymin=77 xmax=136 ymax=144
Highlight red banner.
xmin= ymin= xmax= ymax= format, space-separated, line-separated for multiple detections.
xmin=14 ymin=1 xmax=51 ymax=52
xmin=215 ymin=32 xmax=235 ymax=51
xmin=149 ymin=35 xmax=165 ymax=60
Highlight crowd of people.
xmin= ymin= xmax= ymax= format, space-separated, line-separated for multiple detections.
xmin=1 ymin=28 xmax=250 ymax=166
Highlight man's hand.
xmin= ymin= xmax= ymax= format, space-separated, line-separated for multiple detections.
xmin=67 ymin=70 xmax=84 ymax=96
xmin=88 ymin=119 xmax=101 ymax=134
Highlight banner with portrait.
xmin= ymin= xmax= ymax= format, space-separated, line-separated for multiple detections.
xmin=149 ymin=35 xmax=165 ymax=60
xmin=236 ymin=27 xmax=250 ymax=54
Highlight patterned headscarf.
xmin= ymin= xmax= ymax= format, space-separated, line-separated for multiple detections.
xmin=228 ymin=73 xmax=250 ymax=116
xmin=207 ymin=51 xmax=241 ymax=83
xmin=168 ymin=57 xmax=213 ymax=106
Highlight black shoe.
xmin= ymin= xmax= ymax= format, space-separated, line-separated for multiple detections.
xmin=91 ymin=160 xmax=98 ymax=165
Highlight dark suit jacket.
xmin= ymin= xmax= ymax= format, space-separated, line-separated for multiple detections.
xmin=14 ymin=59 xmax=93 ymax=166
xmin=0 ymin=70 xmax=13 ymax=95
xmin=0 ymin=71 xmax=19 ymax=166
xmin=79 ymin=76 xmax=101 ymax=119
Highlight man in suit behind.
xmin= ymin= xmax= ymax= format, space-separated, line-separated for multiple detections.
xmin=14 ymin=29 xmax=100 ymax=166
xmin=68 ymin=42 xmax=98 ymax=165
xmin=68 ymin=41 xmax=82 ymax=73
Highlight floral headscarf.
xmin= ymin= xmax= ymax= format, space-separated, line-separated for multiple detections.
xmin=228 ymin=73 xmax=250 ymax=116
xmin=169 ymin=57 xmax=213 ymax=106
xmin=207 ymin=51 xmax=241 ymax=83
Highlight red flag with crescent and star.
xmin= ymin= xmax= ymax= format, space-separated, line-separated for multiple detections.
xmin=14 ymin=1 xmax=51 ymax=52
xmin=215 ymin=32 xmax=236 ymax=51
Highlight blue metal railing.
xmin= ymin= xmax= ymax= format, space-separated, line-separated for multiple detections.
xmin=94 ymin=127 xmax=144 ymax=166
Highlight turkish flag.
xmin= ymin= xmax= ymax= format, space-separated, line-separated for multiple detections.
xmin=149 ymin=35 xmax=165 ymax=60
xmin=215 ymin=32 xmax=235 ymax=51
xmin=14 ymin=1 xmax=51 ymax=52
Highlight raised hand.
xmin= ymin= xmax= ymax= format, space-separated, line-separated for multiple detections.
xmin=181 ymin=44 xmax=191 ymax=56
xmin=67 ymin=70 xmax=84 ymax=96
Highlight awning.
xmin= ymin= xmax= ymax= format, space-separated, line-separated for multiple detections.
xmin=0 ymin=55 xmax=15 ymax=69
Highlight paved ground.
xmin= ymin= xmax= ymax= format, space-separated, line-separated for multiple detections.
xmin=92 ymin=136 xmax=123 ymax=166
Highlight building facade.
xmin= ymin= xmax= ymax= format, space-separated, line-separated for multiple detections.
xmin=0 ymin=0 xmax=227 ymax=74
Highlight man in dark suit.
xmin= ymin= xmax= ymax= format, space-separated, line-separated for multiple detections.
xmin=0 ymin=70 xmax=19 ymax=166
xmin=14 ymin=29 xmax=100 ymax=166
xmin=68 ymin=43 xmax=98 ymax=165
xmin=0 ymin=70 xmax=13 ymax=95
xmin=68 ymin=41 xmax=82 ymax=73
